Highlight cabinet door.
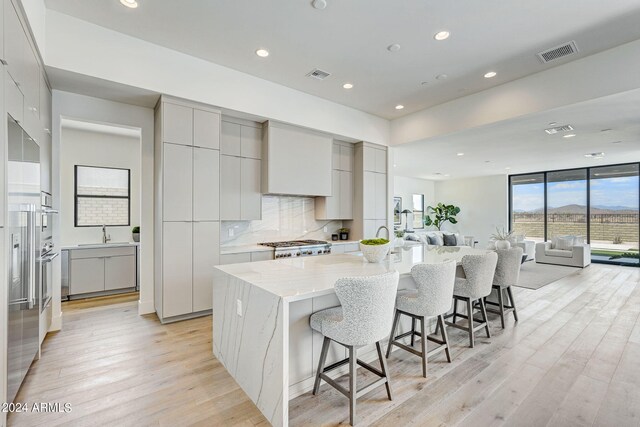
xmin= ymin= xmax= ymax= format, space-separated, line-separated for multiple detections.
xmin=375 ymin=172 xmax=387 ymax=220
xmin=39 ymin=73 xmax=52 ymax=135
xmin=193 ymin=109 xmax=220 ymax=150
xmin=220 ymin=155 xmax=241 ymax=220
xmin=323 ymin=169 xmax=340 ymax=219
xmin=375 ymin=149 xmax=387 ymax=173
xmin=105 ymin=255 xmax=136 ymax=290
xmin=4 ymin=2 xmax=25 ymax=84
xmin=241 ymin=125 xmax=262 ymax=159
xmin=220 ymin=121 xmax=241 ymax=156
xmin=339 ymin=171 xmax=353 ymax=219
xmin=363 ymin=220 xmax=377 ymax=240
xmin=219 ymin=253 xmax=251 ymax=265
xmin=40 ymin=134 xmax=51 ymax=193
xmin=193 ymin=147 xmax=220 ymax=221
xmin=23 ymin=46 xmax=40 ymax=135
xmin=162 ymin=222 xmax=193 ymax=318
xmin=363 ymin=171 xmax=376 ymax=219
xmin=163 ymin=103 xmax=193 ymax=146
xmin=241 ymin=158 xmax=262 ymax=220
xmin=251 ymin=251 xmax=273 ymax=262
xmin=163 ymin=143 xmax=193 ymax=221
xmin=193 ymin=222 xmax=219 ymax=312
xmin=332 ymin=143 xmax=340 ymax=169
xmin=70 ymin=258 xmax=105 ymax=295
xmin=363 ymin=147 xmax=376 ymax=172
xmin=5 ymin=71 xmax=23 ymax=124
xmin=339 ymin=145 xmax=354 ymax=172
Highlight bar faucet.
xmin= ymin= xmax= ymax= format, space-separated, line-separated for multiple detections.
xmin=376 ymin=225 xmax=390 ymax=240
xmin=102 ymin=225 xmax=111 ymax=244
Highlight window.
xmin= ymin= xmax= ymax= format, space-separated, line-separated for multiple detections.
xmin=75 ymin=166 xmax=130 ymax=227
xmin=412 ymin=194 xmax=424 ymax=229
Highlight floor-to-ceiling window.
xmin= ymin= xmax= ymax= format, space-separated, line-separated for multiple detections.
xmin=509 ymin=163 xmax=640 ymax=267
xmin=510 ymin=173 xmax=545 ymax=242
xmin=589 ymin=164 xmax=639 ymax=266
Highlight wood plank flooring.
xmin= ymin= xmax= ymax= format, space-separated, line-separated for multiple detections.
xmin=8 ymin=264 xmax=640 ymax=427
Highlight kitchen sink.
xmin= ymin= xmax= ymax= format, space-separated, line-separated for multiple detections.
xmin=77 ymin=242 xmax=131 ymax=246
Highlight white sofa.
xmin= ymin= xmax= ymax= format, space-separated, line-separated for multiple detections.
xmin=409 ymin=231 xmax=468 ymax=247
xmin=535 ymin=237 xmax=591 ymax=268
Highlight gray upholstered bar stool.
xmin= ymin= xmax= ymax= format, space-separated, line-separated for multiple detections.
xmin=445 ymin=252 xmax=498 ymax=348
xmin=310 ymin=271 xmax=399 ymax=426
xmin=486 ymin=247 xmax=523 ymax=328
xmin=385 ymin=260 xmax=456 ymax=378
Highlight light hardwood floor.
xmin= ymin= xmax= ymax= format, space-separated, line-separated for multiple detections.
xmin=8 ymin=264 xmax=640 ymax=427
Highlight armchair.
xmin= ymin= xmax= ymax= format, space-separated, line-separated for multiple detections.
xmin=535 ymin=241 xmax=591 ymax=268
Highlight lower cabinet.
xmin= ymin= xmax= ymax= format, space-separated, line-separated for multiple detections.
xmin=161 ymin=221 xmax=220 ymax=319
xmin=219 ymin=251 xmax=274 ymax=265
xmin=68 ymin=246 xmax=137 ymax=296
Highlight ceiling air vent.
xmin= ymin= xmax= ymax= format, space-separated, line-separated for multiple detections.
xmin=537 ymin=41 xmax=578 ymax=63
xmin=545 ymin=124 xmax=574 ymax=135
xmin=306 ymin=68 xmax=331 ymax=80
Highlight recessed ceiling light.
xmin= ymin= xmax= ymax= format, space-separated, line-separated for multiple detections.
xmin=563 ymin=133 xmax=576 ymax=138
xmin=505 ymin=167 xmax=511 ymax=170
xmin=484 ymin=71 xmax=497 ymax=78
xmin=434 ymin=31 xmax=450 ymax=41
xmin=600 ymin=128 xmax=612 ymax=132
xmin=421 ymin=81 xmax=429 ymax=85
xmin=549 ymin=122 xmax=557 ymax=126
xmin=436 ymin=74 xmax=448 ymax=80
xmin=444 ymin=174 xmax=451 ymax=177
xmin=456 ymin=152 xmax=464 ymax=156
xmin=311 ymin=0 xmax=327 ymax=10
xmin=120 ymin=0 xmax=138 ymax=8
xmin=387 ymin=44 xmax=401 ymax=52
xmin=484 ymin=160 xmax=491 ymax=163
xmin=342 ymin=83 xmax=353 ymax=89
xmin=395 ymin=104 xmax=404 ymax=110
xmin=393 ymin=164 xmax=397 ymax=168
xmin=611 ymin=140 xmax=622 ymax=144
xmin=255 ymin=49 xmax=269 ymax=58
xmin=584 ymin=152 xmax=605 ymax=159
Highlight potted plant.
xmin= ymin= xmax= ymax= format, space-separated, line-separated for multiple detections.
xmin=338 ymin=227 xmax=350 ymax=240
xmin=424 ymin=203 xmax=460 ymax=230
xmin=491 ymin=227 xmax=513 ymax=250
xmin=359 ymin=238 xmax=391 ymax=263
xmin=394 ymin=229 xmax=405 ymax=247
xmin=132 ymin=226 xmax=140 ymax=242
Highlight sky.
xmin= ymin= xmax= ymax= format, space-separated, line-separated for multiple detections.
xmin=513 ymin=176 xmax=639 ymax=212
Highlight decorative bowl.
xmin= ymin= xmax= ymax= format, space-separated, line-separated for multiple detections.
xmin=360 ymin=241 xmax=392 ymax=263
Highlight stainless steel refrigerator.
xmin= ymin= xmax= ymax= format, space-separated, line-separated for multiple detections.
xmin=7 ymin=116 xmax=41 ymax=403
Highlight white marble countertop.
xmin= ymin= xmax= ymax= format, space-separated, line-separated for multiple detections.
xmin=220 ymin=244 xmax=273 ymax=255
xmin=214 ymin=244 xmax=489 ymax=302
xmin=329 ymin=240 xmax=360 ymax=245
xmin=61 ymin=242 xmax=139 ymax=250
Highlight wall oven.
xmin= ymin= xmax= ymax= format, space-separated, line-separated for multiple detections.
xmin=40 ymin=191 xmax=58 ymax=311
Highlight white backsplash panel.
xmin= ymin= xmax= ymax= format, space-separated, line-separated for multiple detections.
xmin=221 ymin=196 xmax=343 ymax=246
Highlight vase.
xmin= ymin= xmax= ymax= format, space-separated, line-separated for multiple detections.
xmin=360 ymin=242 xmax=391 ymax=263
xmin=132 ymin=233 xmax=140 ymax=243
xmin=495 ymin=240 xmax=511 ymax=250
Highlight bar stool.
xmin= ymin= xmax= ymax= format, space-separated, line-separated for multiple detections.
xmin=310 ymin=271 xmax=399 ymax=426
xmin=385 ymin=260 xmax=456 ymax=377
xmin=445 ymin=252 xmax=498 ymax=348
xmin=486 ymin=247 xmax=523 ymax=328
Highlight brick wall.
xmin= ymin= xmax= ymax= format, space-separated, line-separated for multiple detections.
xmin=76 ymin=186 xmax=129 ymax=226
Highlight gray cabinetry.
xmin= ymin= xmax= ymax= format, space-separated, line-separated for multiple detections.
xmin=68 ymin=246 xmax=138 ymax=296
xmin=193 ymin=147 xmax=220 ymax=221
xmin=105 ymin=256 xmax=136 ymax=290
xmin=162 ymin=143 xmax=193 ymax=221
xmin=315 ymin=142 xmax=354 ymax=220
xmin=193 ymin=108 xmax=220 ymax=150
xmin=70 ymin=258 xmax=105 ymax=295
xmin=162 ymin=102 xmax=192 ymax=146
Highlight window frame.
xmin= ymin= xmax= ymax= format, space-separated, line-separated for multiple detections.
xmin=74 ymin=165 xmax=131 ymax=228
xmin=412 ymin=194 xmax=425 ymax=230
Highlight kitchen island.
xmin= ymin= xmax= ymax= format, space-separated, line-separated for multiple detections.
xmin=212 ymin=244 xmax=489 ymax=427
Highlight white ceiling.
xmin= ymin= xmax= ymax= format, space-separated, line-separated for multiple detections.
xmin=393 ymin=89 xmax=640 ymax=180
xmin=44 ymin=0 xmax=640 ymax=119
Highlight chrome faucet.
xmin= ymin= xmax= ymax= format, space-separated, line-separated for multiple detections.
xmin=376 ymin=225 xmax=390 ymax=240
xmin=102 ymin=224 xmax=111 ymax=244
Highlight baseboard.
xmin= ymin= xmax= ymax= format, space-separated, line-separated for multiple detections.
xmin=50 ymin=312 xmax=62 ymax=331
xmin=138 ymin=298 xmax=155 ymax=315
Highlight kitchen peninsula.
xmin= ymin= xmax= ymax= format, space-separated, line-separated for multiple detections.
xmin=212 ymin=244 xmax=489 ymax=426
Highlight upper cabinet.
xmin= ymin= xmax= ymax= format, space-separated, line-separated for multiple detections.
xmin=4 ymin=1 xmax=25 ymax=86
xmin=262 ymin=121 xmax=332 ymax=196
xmin=221 ymin=118 xmax=262 ymax=159
xmin=316 ymin=142 xmax=354 ymax=220
xmin=193 ymin=109 xmax=220 ymax=150
xmin=363 ymin=145 xmax=387 ymax=173
xmin=162 ymin=102 xmax=193 ymax=146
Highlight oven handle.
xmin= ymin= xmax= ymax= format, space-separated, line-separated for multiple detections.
xmin=39 ymin=252 xmax=59 ymax=263
xmin=43 ymin=208 xmax=59 ymax=214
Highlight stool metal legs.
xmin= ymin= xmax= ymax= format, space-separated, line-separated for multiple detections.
xmin=444 ymin=296 xmax=491 ymax=348
xmin=385 ymin=310 xmax=452 ymax=378
xmin=313 ymin=337 xmax=392 ymax=426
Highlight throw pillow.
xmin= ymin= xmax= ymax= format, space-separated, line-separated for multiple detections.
xmin=443 ymin=233 xmax=457 ymax=246
xmin=556 ymin=237 xmax=573 ymax=251
xmin=427 ymin=235 xmax=438 ymax=245
xmin=455 ymin=233 xmax=466 ymax=246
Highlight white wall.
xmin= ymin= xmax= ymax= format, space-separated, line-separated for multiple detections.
xmin=393 ymin=175 xmax=436 ymax=230
xmin=434 ymin=175 xmax=508 ymax=247
xmin=43 ymin=10 xmax=390 ymax=146
xmin=52 ymin=91 xmax=155 ymax=329
xmin=59 ymin=127 xmax=140 ymax=246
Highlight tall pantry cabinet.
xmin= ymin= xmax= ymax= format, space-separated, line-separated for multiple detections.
xmin=154 ymin=96 xmax=221 ymax=322
xmin=352 ymin=142 xmax=389 ymax=239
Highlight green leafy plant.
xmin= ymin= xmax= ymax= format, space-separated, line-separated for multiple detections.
xmin=424 ymin=203 xmax=460 ymax=230
xmin=360 ymin=238 xmax=390 ymax=246
xmin=394 ymin=230 xmax=405 ymax=238
xmin=132 ymin=226 xmax=140 ymax=233
xmin=338 ymin=227 xmax=350 ymax=233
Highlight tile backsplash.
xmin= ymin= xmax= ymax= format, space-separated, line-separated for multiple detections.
xmin=221 ymin=195 xmax=343 ymax=247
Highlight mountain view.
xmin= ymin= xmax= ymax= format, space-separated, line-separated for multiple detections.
xmin=514 ymin=204 xmax=638 ymax=214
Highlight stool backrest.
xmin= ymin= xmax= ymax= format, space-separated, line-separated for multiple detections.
xmin=410 ymin=260 xmax=457 ymax=316
xmin=334 ymin=271 xmax=400 ymax=346
xmin=460 ymin=252 xmax=498 ymax=299
xmin=493 ymin=247 xmax=524 ymax=288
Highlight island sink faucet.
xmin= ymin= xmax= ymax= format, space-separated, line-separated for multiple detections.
xmin=376 ymin=225 xmax=390 ymax=240
xmin=102 ymin=224 xmax=111 ymax=244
